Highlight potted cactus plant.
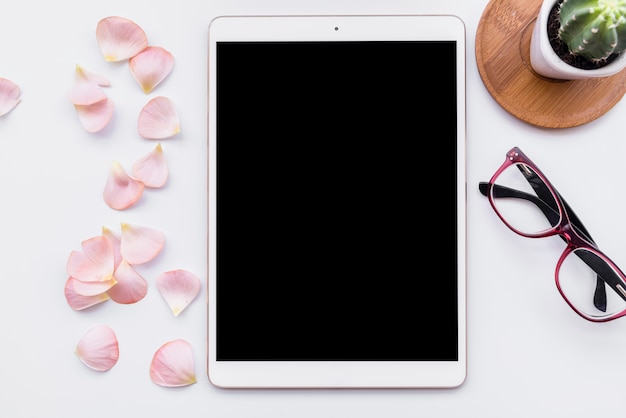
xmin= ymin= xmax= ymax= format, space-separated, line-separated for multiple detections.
xmin=530 ymin=0 xmax=626 ymax=80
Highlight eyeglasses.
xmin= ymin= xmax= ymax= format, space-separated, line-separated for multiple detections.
xmin=479 ymin=147 xmax=626 ymax=322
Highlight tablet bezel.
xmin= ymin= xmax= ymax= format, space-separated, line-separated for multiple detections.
xmin=207 ymin=14 xmax=467 ymax=389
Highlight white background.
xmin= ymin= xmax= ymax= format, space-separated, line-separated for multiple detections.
xmin=2 ymin=0 xmax=626 ymax=417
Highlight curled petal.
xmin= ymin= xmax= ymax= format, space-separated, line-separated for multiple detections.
xmin=66 ymin=236 xmax=114 ymax=283
xmin=76 ymin=325 xmax=120 ymax=372
xmin=156 ymin=270 xmax=201 ymax=316
xmin=68 ymin=65 xmax=109 ymax=106
xmin=108 ymin=259 xmax=148 ymax=304
xmin=65 ymin=277 xmax=110 ymax=310
xmin=75 ymin=98 xmax=114 ymax=133
xmin=101 ymin=226 xmax=122 ymax=268
xmin=120 ymin=222 xmax=165 ymax=265
xmin=80 ymin=66 xmax=110 ymax=87
xmin=103 ymin=161 xmax=144 ymax=210
xmin=138 ymin=96 xmax=180 ymax=140
xmin=132 ymin=143 xmax=168 ymax=188
xmin=0 ymin=78 xmax=21 ymax=116
xmin=96 ymin=16 xmax=148 ymax=62
xmin=150 ymin=339 xmax=197 ymax=387
xmin=71 ymin=276 xmax=117 ymax=297
xmin=129 ymin=46 xmax=174 ymax=94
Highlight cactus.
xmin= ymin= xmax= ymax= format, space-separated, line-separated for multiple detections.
xmin=558 ymin=0 xmax=626 ymax=61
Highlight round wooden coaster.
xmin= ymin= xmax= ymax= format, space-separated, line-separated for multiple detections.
xmin=475 ymin=0 xmax=626 ymax=128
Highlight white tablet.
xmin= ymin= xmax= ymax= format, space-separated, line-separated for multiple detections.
xmin=207 ymin=14 xmax=466 ymax=388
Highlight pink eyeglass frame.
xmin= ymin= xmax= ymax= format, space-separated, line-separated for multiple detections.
xmin=480 ymin=147 xmax=626 ymax=322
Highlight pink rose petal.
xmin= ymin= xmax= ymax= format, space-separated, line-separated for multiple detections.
xmin=75 ymin=98 xmax=114 ymax=133
xmin=156 ymin=270 xmax=201 ymax=316
xmin=132 ymin=143 xmax=168 ymax=188
xmin=137 ymin=96 xmax=180 ymax=139
xmin=66 ymin=236 xmax=114 ymax=283
xmin=103 ymin=160 xmax=145 ymax=210
xmin=68 ymin=65 xmax=109 ymax=106
xmin=96 ymin=16 xmax=148 ymax=62
xmin=0 ymin=78 xmax=21 ymax=116
xmin=129 ymin=46 xmax=174 ymax=94
xmin=120 ymin=222 xmax=165 ymax=265
xmin=150 ymin=339 xmax=197 ymax=387
xmin=64 ymin=277 xmax=110 ymax=310
xmin=75 ymin=325 xmax=120 ymax=372
xmin=108 ymin=259 xmax=148 ymax=304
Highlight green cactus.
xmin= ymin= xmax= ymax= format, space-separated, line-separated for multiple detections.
xmin=558 ymin=0 xmax=626 ymax=61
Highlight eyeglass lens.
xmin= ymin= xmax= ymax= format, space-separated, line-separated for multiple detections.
xmin=490 ymin=163 xmax=560 ymax=235
xmin=559 ymin=248 xmax=626 ymax=319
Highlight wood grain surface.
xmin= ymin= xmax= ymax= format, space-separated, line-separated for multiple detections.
xmin=475 ymin=0 xmax=626 ymax=128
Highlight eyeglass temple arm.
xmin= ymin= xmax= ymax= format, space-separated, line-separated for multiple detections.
xmin=479 ymin=182 xmax=608 ymax=311
xmin=512 ymin=166 xmax=609 ymax=310
xmin=513 ymin=166 xmax=609 ymax=311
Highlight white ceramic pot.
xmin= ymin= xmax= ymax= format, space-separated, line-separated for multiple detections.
xmin=530 ymin=0 xmax=626 ymax=80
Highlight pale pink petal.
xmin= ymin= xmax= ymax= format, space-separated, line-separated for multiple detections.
xmin=64 ymin=277 xmax=110 ymax=310
xmin=0 ymin=78 xmax=21 ymax=116
xmin=120 ymin=222 xmax=165 ymax=265
xmin=150 ymin=339 xmax=197 ymax=387
xmin=156 ymin=270 xmax=201 ymax=316
xmin=66 ymin=236 xmax=114 ymax=283
xmin=132 ymin=143 xmax=168 ymax=188
xmin=75 ymin=98 xmax=114 ymax=133
xmin=68 ymin=65 xmax=108 ymax=106
xmin=129 ymin=46 xmax=174 ymax=94
xmin=103 ymin=161 xmax=145 ymax=210
xmin=102 ymin=226 xmax=122 ymax=268
xmin=75 ymin=325 xmax=119 ymax=372
xmin=108 ymin=259 xmax=148 ymax=304
xmin=137 ymin=96 xmax=180 ymax=139
xmin=71 ymin=276 xmax=117 ymax=297
xmin=96 ymin=16 xmax=148 ymax=62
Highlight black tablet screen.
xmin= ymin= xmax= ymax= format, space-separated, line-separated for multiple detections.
xmin=216 ymin=41 xmax=459 ymax=361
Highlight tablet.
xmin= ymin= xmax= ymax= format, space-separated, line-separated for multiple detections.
xmin=207 ymin=14 xmax=466 ymax=389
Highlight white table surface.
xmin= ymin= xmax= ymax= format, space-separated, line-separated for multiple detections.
xmin=3 ymin=0 xmax=626 ymax=416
